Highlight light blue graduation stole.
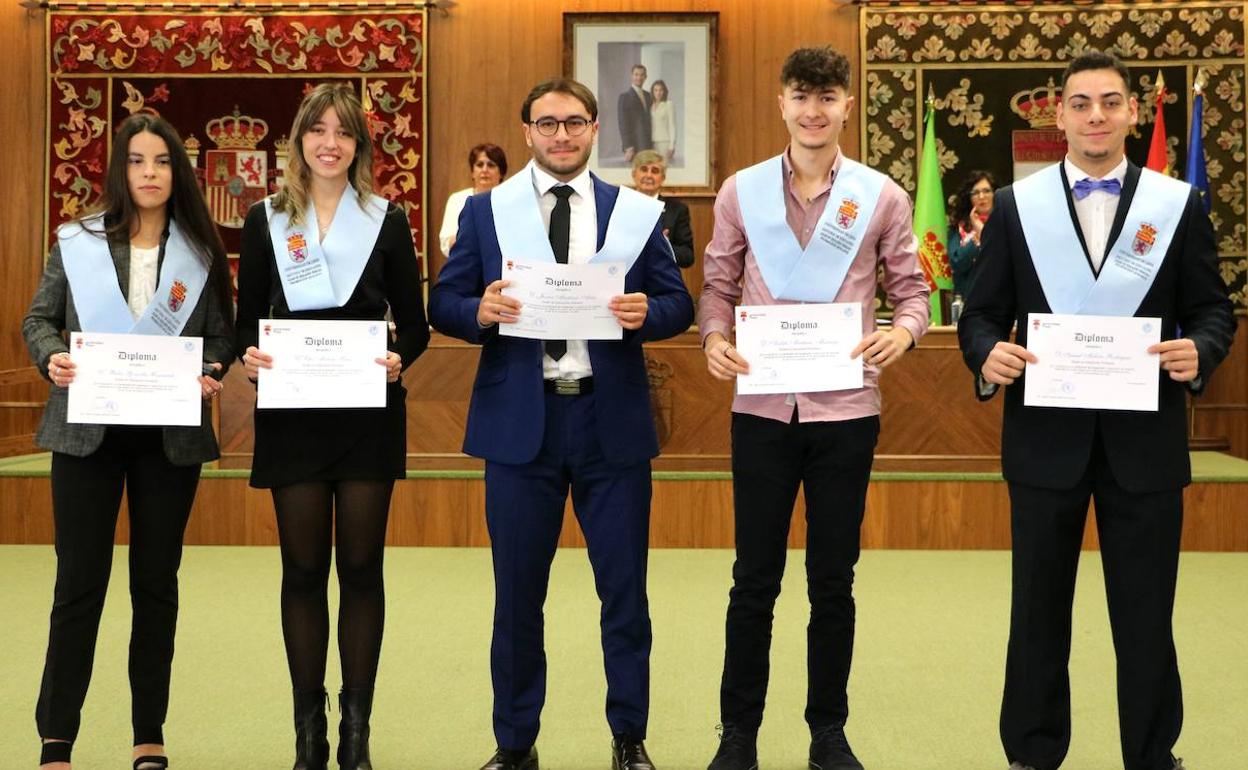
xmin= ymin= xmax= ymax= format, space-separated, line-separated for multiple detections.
xmin=1014 ymin=163 xmax=1188 ymax=316
xmin=266 ymin=187 xmax=389 ymax=312
xmin=59 ymin=214 xmax=208 ymax=336
xmin=489 ymin=161 xmax=664 ymax=272
xmin=735 ymin=154 xmax=886 ymax=302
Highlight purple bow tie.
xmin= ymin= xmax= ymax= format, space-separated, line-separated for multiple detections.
xmin=1072 ymin=177 xmax=1122 ymax=200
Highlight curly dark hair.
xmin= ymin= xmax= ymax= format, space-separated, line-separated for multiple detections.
xmin=949 ymin=170 xmax=996 ymax=228
xmin=780 ymin=46 xmax=851 ymax=91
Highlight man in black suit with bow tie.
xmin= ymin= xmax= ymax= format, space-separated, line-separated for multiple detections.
xmin=959 ymin=50 xmax=1235 ymax=770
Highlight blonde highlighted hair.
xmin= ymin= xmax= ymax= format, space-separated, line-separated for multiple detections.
xmin=272 ymin=83 xmax=375 ymax=225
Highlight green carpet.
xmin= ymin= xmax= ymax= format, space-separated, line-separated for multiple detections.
xmin=1 ymin=547 xmax=1245 ymax=769
xmin=3 ymin=451 xmax=1248 ymax=481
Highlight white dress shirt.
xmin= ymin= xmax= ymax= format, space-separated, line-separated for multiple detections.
xmin=530 ymin=163 xmax=598 ymax=379
xmin=128 ymin=244 xmax=160 ymax=320
xmin=1065 ymin=156 xmax=1128 ymax=272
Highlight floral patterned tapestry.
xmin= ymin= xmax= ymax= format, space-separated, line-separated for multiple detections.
xmin=861 ymin=1 xmax=1247 ymax=313
xmin=46 ymin=6 xmax=427 ymax=285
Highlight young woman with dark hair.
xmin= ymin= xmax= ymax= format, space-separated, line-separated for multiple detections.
xmin=23 ymin=113 xmax=234 ymax=770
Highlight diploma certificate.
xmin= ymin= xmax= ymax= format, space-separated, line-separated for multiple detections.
xmin=499 ymin=259 xmax=625 ymax=341
xmin=67 ymin=332 xmax=203 ymax=426
xmin=256 ymin=319 xmax=387 ymax=409
xmin=735 ymin=303 xmax=864 ymax=395
xmin=1024 ymin=312 xmax=1161 ymax=411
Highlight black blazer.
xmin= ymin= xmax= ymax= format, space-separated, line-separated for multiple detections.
xmin=958 ymin=162 xmax=1235 ymax=493
xmin=617 ymin=88 xmax=653 ymax=154
xmin=658 ymin=195 xmax=695 ymax=268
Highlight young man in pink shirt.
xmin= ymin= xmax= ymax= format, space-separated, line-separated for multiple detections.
xmin=698 ymin=46 xmax=930 ymax=770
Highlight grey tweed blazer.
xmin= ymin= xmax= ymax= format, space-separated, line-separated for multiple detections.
xmin=22 ymin=228 xmax=234 ymax=465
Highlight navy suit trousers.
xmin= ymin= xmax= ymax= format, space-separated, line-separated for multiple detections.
xmin=484 ymin=391 xmax=653 ymax=750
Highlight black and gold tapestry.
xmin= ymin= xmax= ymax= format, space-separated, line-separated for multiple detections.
xmin=860 ymin=2 xmax=1247 ymax=313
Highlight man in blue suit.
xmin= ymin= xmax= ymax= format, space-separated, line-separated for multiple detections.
xmin=429 ymin=77 xmax=694 ymax=770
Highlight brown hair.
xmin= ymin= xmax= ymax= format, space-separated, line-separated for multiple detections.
xmin=272 ymin=83 xmax=375 ymax=225
xmin=520 ymin=78 xmax=599 ymax=123
xmin=468 ymin=143 xmax=508 ymax=177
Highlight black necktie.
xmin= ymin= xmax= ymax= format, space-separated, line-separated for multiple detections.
xmin=545 ymin=185 xmax=575 ymax=362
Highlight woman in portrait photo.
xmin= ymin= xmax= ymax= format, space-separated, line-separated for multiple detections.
xmin=650 ymin=79 xmax=677 ymax=162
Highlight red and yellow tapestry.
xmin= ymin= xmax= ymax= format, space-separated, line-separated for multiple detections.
xmin=46 ymin=5 xmax=428 ymax=283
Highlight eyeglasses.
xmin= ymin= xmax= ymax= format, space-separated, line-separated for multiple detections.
xmin=970 ymin=189 xmax=994 ymax=197
xmin=530 ymin=117 xmax=592 ymax=137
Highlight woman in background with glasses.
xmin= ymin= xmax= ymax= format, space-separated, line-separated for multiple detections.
xmin=948 ymin=170 xmax=997 ymax=299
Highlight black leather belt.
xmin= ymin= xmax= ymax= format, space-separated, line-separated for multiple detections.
xmin=544 ymin=377 xmax=594 ymax=395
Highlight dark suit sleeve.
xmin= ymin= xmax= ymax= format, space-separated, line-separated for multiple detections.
xmin=618 ymin=91 xmax=637 ymax=153
xmin=22 ymin=243 xmax=70 ymax=380
xmin=636 ymin=219 xmax=695 ymax=343
xmin=235 ymin=202 xmax=272 ymax=361
xmin=428 ymin=194 xmax=492 ymax=345
xmin=380 ymin=204 xmax=430 ymax=369
xmin=668 ymin=200 xmax=695 ymax=268
xmin=957 ymin=189 xmax=1017 ymax=400
xmin=1172 ymin=189 xmax=1236 ymax=394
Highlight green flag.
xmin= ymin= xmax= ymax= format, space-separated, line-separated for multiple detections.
xmin=914 ymin=100 xmax=952 ymax=325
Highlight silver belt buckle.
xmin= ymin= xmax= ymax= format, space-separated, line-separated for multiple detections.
xmin=552 ymin=378 xmax=580 ymax=395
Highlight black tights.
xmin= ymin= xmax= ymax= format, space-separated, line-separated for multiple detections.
xmin=272 ymin=480 xmax=393 ymax=692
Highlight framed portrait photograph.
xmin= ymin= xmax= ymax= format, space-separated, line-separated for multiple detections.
xmin=563 ymin=12 xmax=718 ymax=194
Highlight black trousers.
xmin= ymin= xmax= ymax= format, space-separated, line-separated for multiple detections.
xmin=719 ymin=411 xmax=879 ymax=733
xmin=36 ymin=426 xmax=201 ymax=746
xmin=1001 ymin=429 xmax=1184 ymax=770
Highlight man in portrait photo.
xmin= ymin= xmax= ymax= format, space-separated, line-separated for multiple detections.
xmin=618 ymin=63 xmax=653 ymax=163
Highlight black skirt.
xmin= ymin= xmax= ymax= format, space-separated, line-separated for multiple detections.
xmin=248 ymin=380 xmax=407 ymax=489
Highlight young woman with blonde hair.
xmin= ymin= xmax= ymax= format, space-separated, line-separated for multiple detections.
xmin=236 ymin=83 xmax=428 ymax=770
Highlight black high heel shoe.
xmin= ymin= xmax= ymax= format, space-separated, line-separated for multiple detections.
xmin=337 ymin=687 xmax=374 ymax=770
xmin=293 ymin=688 xmax=330 ymax=770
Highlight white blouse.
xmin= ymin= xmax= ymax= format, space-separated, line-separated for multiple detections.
xmin=128 ymin=244 xmax=160 ymax=320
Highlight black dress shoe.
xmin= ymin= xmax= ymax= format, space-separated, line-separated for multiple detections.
xmin=612 ymin=736 xmax=656 ymax=770
xmin=809 ymin=724 xmax=863 ymax=770
xmin=706 ymin=724 xmax=758 ymax=770
xmin=479 ymin=747 xmax=538 ymax=770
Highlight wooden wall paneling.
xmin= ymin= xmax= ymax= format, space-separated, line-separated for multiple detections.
xmin=0 ymin=5 xmax=45 ymax=372
xmin=1192 ymin=316 xmax=1248 ymax=459
xmin=4 ymin=474 xmax=1246 ymax=550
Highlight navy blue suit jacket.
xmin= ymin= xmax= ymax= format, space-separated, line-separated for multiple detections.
xmin=429 ymin=173 xmax=694 ymax=466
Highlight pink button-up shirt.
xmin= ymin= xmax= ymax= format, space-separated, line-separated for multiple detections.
xmin=698 ymin=149 xmax=930 ymax=423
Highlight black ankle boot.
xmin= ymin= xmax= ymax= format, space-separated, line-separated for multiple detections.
xmin=293 ymin=688 xmax=330 ymax=770
xmin=337 ymin=687 xmax=374 ymax=770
